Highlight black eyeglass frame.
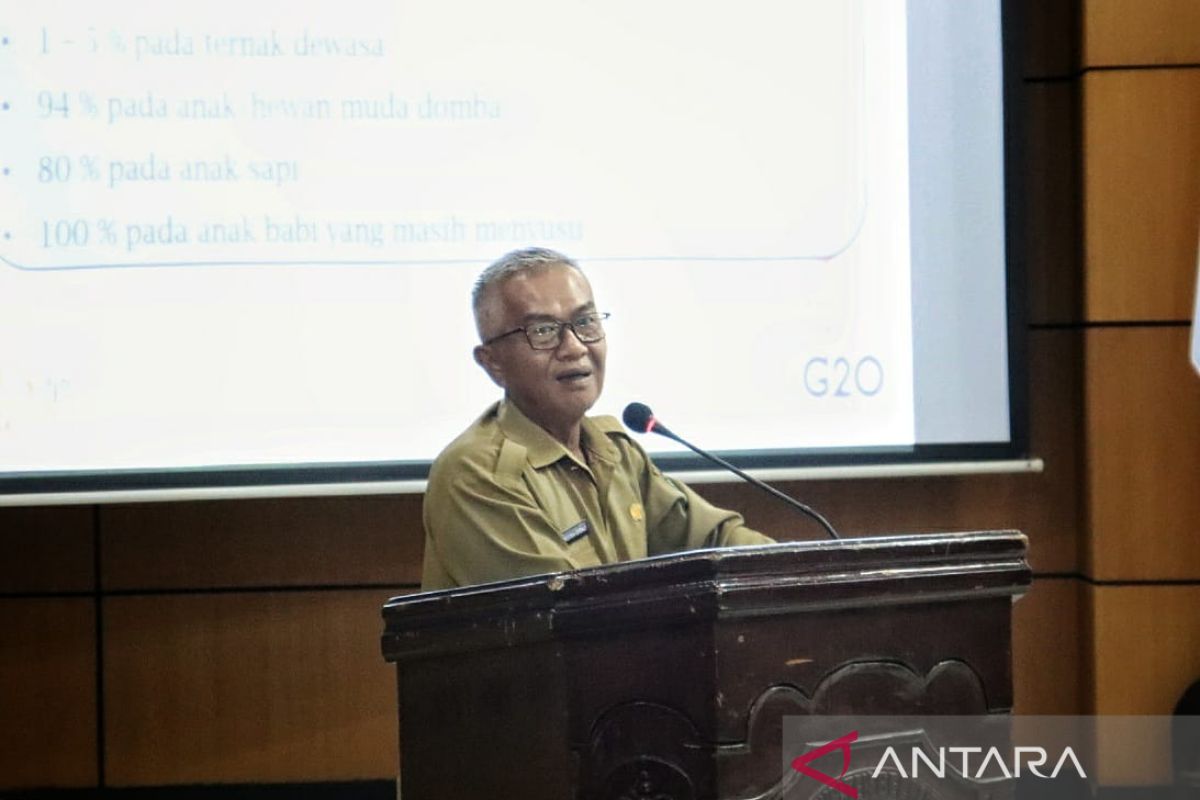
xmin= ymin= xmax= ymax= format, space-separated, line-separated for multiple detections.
xmin=482 ymin=311 xmax=611 ymax=350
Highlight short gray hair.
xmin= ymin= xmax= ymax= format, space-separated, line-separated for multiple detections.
xmin=472 ymin=247 xmax=581 ymax=315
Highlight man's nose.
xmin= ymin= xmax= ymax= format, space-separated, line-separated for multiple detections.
xmin=555 ymin=324 xmax=589 ymax=357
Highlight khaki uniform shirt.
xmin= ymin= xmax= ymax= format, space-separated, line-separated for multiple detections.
xmin=420 ymin=400 xmax=773 ymax=589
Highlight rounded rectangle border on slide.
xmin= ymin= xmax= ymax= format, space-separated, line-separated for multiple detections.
xmin=0 ymin=0 xmax=872 ymax=271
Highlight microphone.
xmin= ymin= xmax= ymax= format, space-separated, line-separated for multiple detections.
xmin=622 ymin=402 xmax=840 ymax=540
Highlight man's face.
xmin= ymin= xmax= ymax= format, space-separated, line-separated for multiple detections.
xmin=475 ymin=264 xmax=607 ymax=437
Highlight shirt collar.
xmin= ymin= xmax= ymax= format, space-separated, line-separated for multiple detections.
xmin=496 ymin=400 xmax=620 ymax=470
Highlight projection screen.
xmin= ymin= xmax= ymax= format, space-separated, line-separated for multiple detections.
xmin=0 ymin=0 xmax=1029 ymax=502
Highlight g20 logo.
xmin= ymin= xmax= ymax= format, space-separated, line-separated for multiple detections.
xmin=803 ymin=356 xmax=883 ymax=398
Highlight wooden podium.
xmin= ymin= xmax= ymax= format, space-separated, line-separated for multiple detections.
xmin=381 ymin=532 xmax=1029 ymax=799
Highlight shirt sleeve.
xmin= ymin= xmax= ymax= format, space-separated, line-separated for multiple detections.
xmin=634 ymin=445 xmax=775 ymax=556
xmin=421 ymin=454 xmax=584 ymax=589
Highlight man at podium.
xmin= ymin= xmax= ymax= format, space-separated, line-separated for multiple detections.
xmin=420 ymin=247 xmax=772 ymax=589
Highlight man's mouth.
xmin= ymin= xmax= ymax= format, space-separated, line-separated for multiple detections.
xmin=556 ymin=369 xmax=592 ymax=383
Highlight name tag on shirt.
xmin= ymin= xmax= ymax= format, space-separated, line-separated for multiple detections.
xmin=561 ymin=520 xmax=589 ymax=544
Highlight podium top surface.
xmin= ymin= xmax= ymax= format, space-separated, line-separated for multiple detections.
xmin=382 ymin=531 xmax=1029 ymax=663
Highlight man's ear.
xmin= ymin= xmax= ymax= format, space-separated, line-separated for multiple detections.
xmin=473 ymin=344 xmax=506 ymax=388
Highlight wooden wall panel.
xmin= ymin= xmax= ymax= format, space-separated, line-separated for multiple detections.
xmin=1011 ymin=577 xmax=1083 ymax=714
xmin=1025 ymin=81 xmax=1082 ymax=326
xmin=101 ymin=495 xmax=422 ymax=590
xmin=704 ymin=468 xmax=1072 ymax=564
xmin=702 ymin=329 xmax=1082 ymax=573
xmin=1087 ymin=584 xmax=1200 ymax=783
xmin=1084 ymin=327 xmax=1200 ymax=580
xmin=1083 ymin=0 xmax=1200 ymax=66
xmin=1078 ymin=1 xmax=1200 ymax=781
xmin=103 ymin=589 xmax=399 ymax=786
xmin=0 ymin=598 xmax=97 ymax=789
xmin=0 ymin=506 xmax=94 ymax=593
xmin=1083 ymin=69 xmax=1200 ymax=322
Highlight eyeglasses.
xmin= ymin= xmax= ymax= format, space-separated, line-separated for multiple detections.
xmin=483 ymin=312 xmax=610 ymax=350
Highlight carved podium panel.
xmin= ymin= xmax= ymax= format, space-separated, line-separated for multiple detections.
xmin=381 ymin=532 xmax=1030 ymax=799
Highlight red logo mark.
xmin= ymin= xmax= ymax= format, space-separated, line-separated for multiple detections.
xmin=791 ymin=730 xmax=859 ymax=799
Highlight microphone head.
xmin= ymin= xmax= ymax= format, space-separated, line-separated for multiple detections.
xmin=622 ymin=402 xmax=656 ymax=434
